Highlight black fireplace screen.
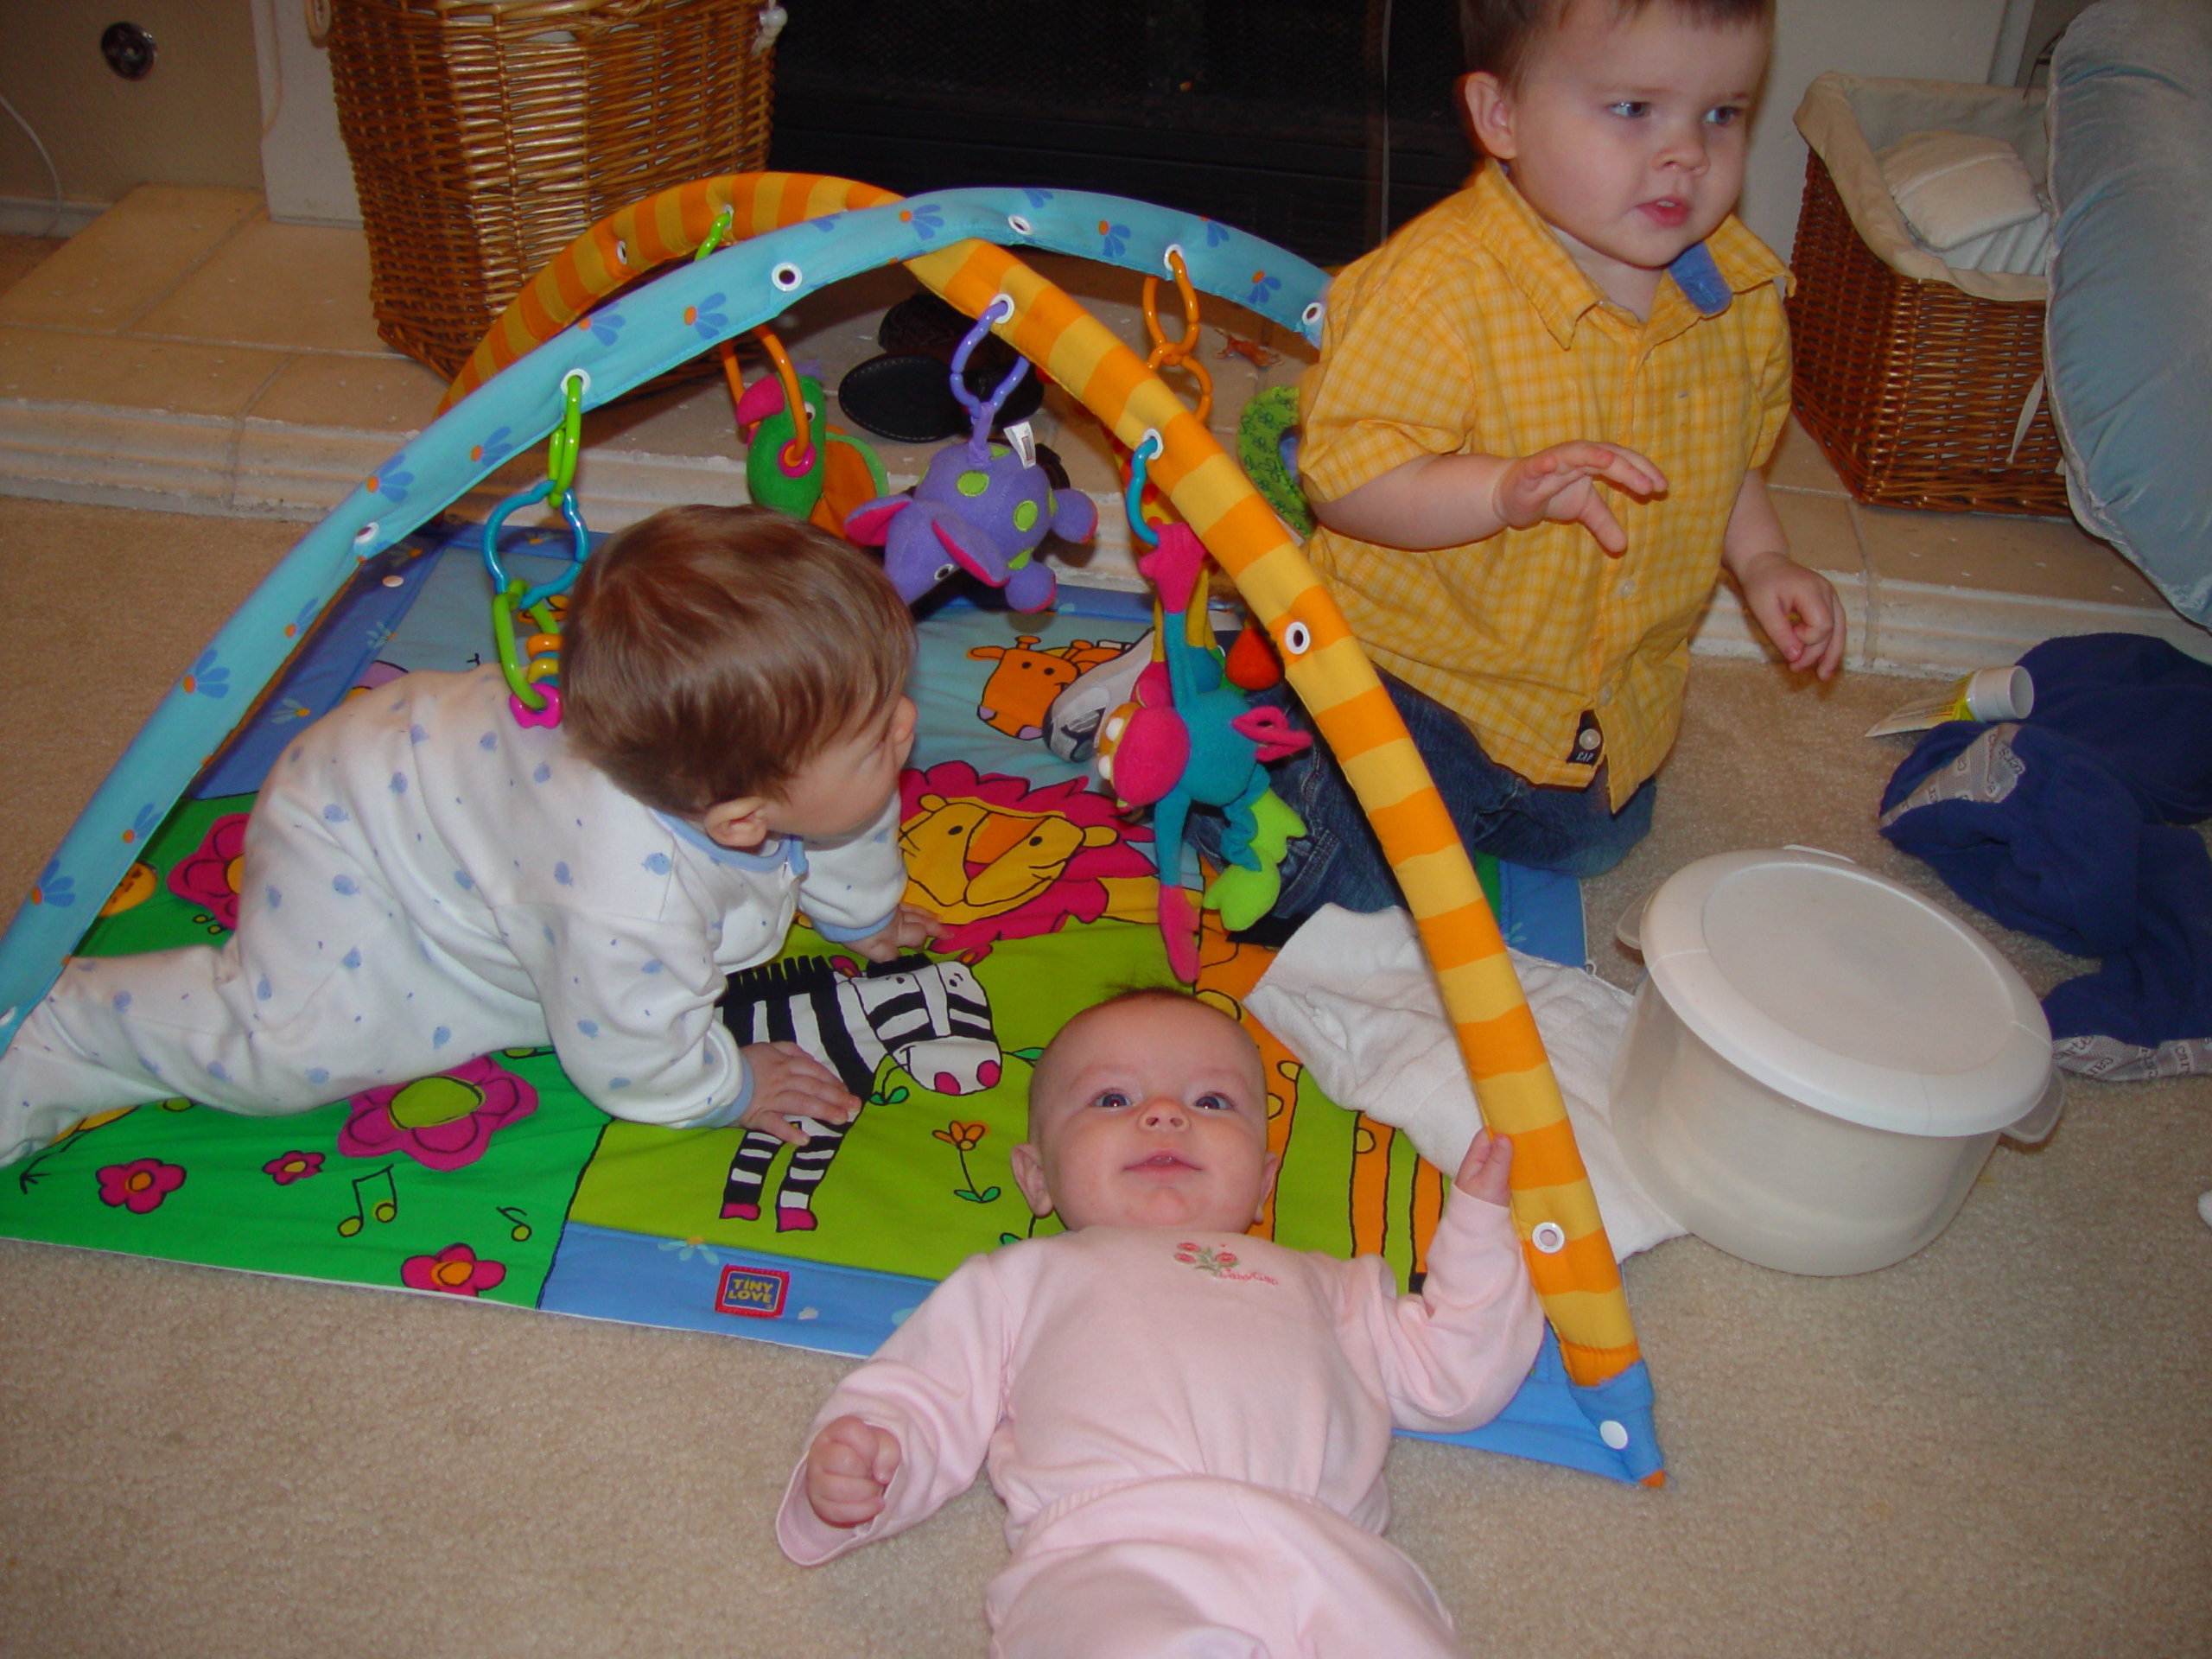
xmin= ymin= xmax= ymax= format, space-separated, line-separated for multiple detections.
xmin=767 ymin=0 xmax=1474 ymax=268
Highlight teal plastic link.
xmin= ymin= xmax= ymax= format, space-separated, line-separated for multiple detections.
xmin=1124 ymin=429 xmax=1164 ymax=548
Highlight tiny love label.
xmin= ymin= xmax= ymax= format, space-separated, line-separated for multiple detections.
xmin=715 ymin=1264 xmax=791 ymax=1319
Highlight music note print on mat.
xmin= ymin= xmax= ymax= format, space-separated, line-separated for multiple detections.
xmin=337 ymin=1164 xmax=398 ymax=1236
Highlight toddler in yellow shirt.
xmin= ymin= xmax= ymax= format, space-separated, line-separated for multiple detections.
xmin=1197 ymin=0 xmax=1842 ymax=913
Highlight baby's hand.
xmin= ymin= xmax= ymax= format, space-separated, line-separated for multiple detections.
xmin=850 ymin=903 xmax=940 ymax=964
xmin=1453 ymin=1128 xmax=1514 ymax=1206
xmin=1733 ymin=551 xmax=1846 ymax=681
xmin=806 ymin=1414 xmax=902 ymax=1528
xmin=740 ymin=1042 xmax=859 ymax=1147
xmin=1491 ymin=442 xmax=1667 ymax=557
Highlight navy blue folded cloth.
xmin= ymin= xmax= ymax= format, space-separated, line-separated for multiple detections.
xmin=1878 ymin=633 xmax=2212 ymax=1080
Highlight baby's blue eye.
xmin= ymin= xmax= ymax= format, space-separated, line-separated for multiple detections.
xmin=1195 ymin=1093 xmax=1234 ymax=1113
xmin=1609 ymin=100 xmax=1650 ymax=118
xmin=1706 ymin=105 xmax=1744 ymax=126
xmin=1092 ymin=1090 xmax=1131 ymax=1110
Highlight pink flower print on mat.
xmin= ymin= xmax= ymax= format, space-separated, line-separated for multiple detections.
xmin=97 ymin=1158 xmax=185 ymax=1214
xmin=263 ymin=1150 xmax=324 ymax=1185
xmin=402 ymin=1243 xmax=506 ymax=1298
xmin=166 ymin=812 xmax=251 ymax=929
xmin=339 ymin=1055 xmax=537 ymax=1171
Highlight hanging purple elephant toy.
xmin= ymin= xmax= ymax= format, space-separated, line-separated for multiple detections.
xmin=842 ymin=296 xmax=1096 ymax=612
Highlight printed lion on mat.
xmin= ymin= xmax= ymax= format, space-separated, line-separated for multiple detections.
xmin=899 ymin=761 xmax=1156 ymax=958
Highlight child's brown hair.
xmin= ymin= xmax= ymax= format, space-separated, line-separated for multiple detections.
xmin=561 ymin=505 xmax=915 ymax=817
xmin=1461 ymin=0 xmax=1774 ymax=86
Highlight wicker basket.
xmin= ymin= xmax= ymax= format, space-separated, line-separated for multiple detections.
xmin=1789 ymin=149 xmax=2067 ymax=517
xmin=329 ymin=0 xmax=775 ymax=378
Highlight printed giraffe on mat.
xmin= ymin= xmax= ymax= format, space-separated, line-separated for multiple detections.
xmin=717 ymin=952 xmax=1001 ymax=1231
xmin=965 ymin=635 xmax=1130 ymax=741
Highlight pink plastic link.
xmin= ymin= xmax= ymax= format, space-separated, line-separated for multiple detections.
xmin=510 ymin=685 xmax=562 ymax=728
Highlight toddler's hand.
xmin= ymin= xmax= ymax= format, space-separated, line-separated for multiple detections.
xmin=1733 ymin=551 xmax=1846 ymax=681
xmin=740 ymin=1042 xmax=860 ymax=1146
xmin=806 ymin=1414 xmax=902 ymax=1528
xmin=851 ymin=903 xmax=940 ymax=963
xmin=1453 ymin=1128 xmax=1513 ymax=1206
xmin=1491 ymin=442 xmax=1667 ymax=557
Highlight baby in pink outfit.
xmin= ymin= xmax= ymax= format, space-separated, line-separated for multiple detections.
xmin=776 ymin=988 xmax=1544 ymax=1657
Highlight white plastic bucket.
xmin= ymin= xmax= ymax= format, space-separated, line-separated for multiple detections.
xmin=1611 ymin=848 xmax=2059 ymax=1275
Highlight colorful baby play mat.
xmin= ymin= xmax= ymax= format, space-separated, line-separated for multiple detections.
xmin=1 ymin=518 xmax=1638 ymax=1476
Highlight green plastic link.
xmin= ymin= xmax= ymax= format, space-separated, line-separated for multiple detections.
xmin=693 ymin=206 xmax=735 ymax=264
xmin=543 ymin=372 xmax=588 ymax=503
xmin=490 ymin=580 xmax=545 ymax=709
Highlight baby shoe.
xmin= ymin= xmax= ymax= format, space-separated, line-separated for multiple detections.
xmin=836 ymin=291 xmax=1046 ymax=443
xmin=836 ymin=351 xmax=1046 ymax=444
xmin=1043 ymin=631 xmax=1154 ymax=762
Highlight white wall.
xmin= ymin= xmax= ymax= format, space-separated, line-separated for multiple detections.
xmin=251 ymin=0 xmax=360 ymax=225
xmin=0 ymin=1 xmax=262 ymax=210
xmin=1738 ymin=0 xmax=2025 ymax=257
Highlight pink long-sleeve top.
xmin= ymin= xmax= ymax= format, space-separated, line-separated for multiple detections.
xmin=777 ymin=1192 xmax=1543 ymax=1565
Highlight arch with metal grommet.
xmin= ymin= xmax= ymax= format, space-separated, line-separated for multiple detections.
xmin=899 ymin=233 xmax=1646 ymax=1410
xmin=435 ymin=175 xmax=1335 ymax=416
xmin=436 ymin=174 xmax=1649 ymax=1414
xmin=436 ymin=172 xmax=907 ymax=413
xmin=0 ymin=180 xmax=1658 ymax=1486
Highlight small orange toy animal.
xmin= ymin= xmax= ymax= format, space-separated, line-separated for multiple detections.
xmin=1214 ymin=329 xmax=1281 ymax=370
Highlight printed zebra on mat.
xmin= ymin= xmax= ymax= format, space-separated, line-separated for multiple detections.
xmin=717 ymin=952 xmax=1001 ymax=1231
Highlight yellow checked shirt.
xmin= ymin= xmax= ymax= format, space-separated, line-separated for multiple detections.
xmin=1300 ymin=164 xmax=1791 ymax=808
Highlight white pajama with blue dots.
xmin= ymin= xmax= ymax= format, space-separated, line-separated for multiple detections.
xmin=0 ymin=665 xmax=905 ymax=1166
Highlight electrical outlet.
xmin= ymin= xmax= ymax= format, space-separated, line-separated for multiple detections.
xmin=100 ymin=22 xmax=157 ymax=80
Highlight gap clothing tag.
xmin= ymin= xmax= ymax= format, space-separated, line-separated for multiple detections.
xmin=1566 ymin=710 xmax=1604 ymax=766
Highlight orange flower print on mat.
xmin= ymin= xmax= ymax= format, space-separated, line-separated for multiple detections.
xmin=263 ymin=1150 xmax=324 ymax=1185
xmin=401 ymin=1243 xmax=506 ymax=1298
xmin=340 ymin=1055 xmax=537 ymax=1171
xmin=932 ymin=1119 xmax=1001 ymax=1205
xmin=932 ymin=1120 xmax=988 ymax=1153
xmin=96 ymin=1158 xmax=185 ymax=1214
xmin=166 ymin=812 xmax=250 ymax=930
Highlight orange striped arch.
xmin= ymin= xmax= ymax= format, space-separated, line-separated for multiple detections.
xmin=904 ymin=238 xmax=1639 ymax=1386
xmin=432 ymin=178 xmax=1641 ymax=1389
xmin=436 ymin=174 xmax=903 ymax=414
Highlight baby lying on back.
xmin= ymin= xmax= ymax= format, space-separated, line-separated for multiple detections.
xmin=779 ymin=988 xmax=1543 ymax=1657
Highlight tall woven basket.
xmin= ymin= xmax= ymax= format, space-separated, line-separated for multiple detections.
xmin=329 ymin=0 xmax=775 ymax=379
xmin=1788 ymin=149 xmax=2068 ymax=517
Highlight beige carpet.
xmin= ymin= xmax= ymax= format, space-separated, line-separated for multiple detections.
xmin=1 ymin=488 xmax=2208 ymax=1655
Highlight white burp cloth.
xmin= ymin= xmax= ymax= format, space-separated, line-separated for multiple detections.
xmin=1246 ymin=905 xmax=1685 ymax=1261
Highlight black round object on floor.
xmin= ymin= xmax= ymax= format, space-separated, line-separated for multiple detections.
xmin=836 ymin=351 xmax=1046 ymax=445
xmin=877 ymin=291 xmax=975 ymax=353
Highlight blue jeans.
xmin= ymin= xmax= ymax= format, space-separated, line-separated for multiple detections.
xmin=1188 ymin=671 xmax=1656 ymax=919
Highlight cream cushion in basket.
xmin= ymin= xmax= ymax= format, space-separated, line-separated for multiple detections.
xmin=1878 ymin=129 xmax=2053 ymax=275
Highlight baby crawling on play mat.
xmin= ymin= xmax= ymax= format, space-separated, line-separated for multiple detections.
xmin=779 ymin=988 xmax=1543 ymax=1658
xmin=0 ymin=505 xmax=935 ymax=1168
